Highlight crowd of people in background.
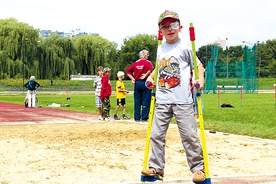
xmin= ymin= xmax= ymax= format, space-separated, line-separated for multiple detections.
xmin=94 ymin=49 xmax=153 ymax=122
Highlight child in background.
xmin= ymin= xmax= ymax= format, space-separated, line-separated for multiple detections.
xmin=100 ymin=67 xmax=112 ymax=121
xmin=114 ymin=71 xmax=130 ymax=120
xmin=93 ymin=66 xmax=103 ymax=120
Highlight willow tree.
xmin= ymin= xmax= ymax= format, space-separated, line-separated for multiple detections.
xmin=0 ymin=18 xmax=40 ymax=79
xmin=38 ymin=35 xmax=75 ymax=79
xmin=73 ymin=35 xmax=117 ymax=76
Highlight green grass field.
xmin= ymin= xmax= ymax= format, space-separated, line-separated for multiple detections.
xmin=1 ymin=78 xmax=275 ymax=91
xmin=0 ymin=92 xmax=275 ymax=140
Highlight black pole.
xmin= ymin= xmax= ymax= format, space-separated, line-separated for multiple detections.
xmin=22 ymin=38 xmax=28 ymax=93
xmin=22 ymin=57 xmax=24 ymax=93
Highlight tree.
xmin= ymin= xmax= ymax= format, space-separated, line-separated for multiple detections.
xmin=1 ymin=18 xmax=275 ymax=80
xmin=0 ymin=18 xmax=40 ymax=79
xmin=72 ymin=35 xmax=117 ymax=78
xmin=117 ymin=33 xmax=158 ymax=80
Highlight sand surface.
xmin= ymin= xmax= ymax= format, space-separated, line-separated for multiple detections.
xmin=0 ymin=121 xmax=275 ymax=184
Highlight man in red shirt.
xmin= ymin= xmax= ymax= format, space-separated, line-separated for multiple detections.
xmin=100 ymin=67 xmax=112 ymax=121
xmin=126 ymin=50 xmax=154 ymax=122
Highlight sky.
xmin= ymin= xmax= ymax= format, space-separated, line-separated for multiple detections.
xmin=1 ymin=0 xmax=275 ymax=49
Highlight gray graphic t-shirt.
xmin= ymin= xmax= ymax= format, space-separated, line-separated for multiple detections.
xmin=156 ymin=39 xmax=200 ymax=104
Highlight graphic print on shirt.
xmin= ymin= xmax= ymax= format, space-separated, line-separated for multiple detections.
xmin=158 ymin=56 xmax=181 ymax=94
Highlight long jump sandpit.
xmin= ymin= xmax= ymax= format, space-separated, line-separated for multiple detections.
xmin=0 ymin=102 xmax=275 ymax=184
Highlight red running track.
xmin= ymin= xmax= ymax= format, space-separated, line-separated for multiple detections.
xmin=0 ymin=102 xmax=98 ymax=125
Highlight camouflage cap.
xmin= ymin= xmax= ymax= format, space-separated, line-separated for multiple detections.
xmin=103 ymin=67 xmax=111 ymax=73
xmin=158 ymin=10 xmax=180 ymax=25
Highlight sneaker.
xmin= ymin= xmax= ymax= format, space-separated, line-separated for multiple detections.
xmin=141 ymin=168 xmax=164 ymax=180
xmin=114 ymin=115 xmax=120 ymax=120
xmin=196 ymin=118 xmax=200 ymax=123
xmin=98 ymin=116 xmax=103 ymax=120
xmin=193 ymin=170 xmax=205 ymax=182
xmin=122 ymin=114 xmax=130 ymax=119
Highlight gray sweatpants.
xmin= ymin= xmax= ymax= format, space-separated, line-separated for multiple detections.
xmin=148 ymin=103 xmax=204 ymax=173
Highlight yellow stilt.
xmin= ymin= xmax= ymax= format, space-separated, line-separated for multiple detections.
xmin=189 ymin=23 xmax=212 ymax=184
xmin=141 ymin=31 xmax=163 ymax=183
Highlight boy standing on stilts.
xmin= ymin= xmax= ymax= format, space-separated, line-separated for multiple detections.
xmin=141 ymin=10 xmax=205 ymax=182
